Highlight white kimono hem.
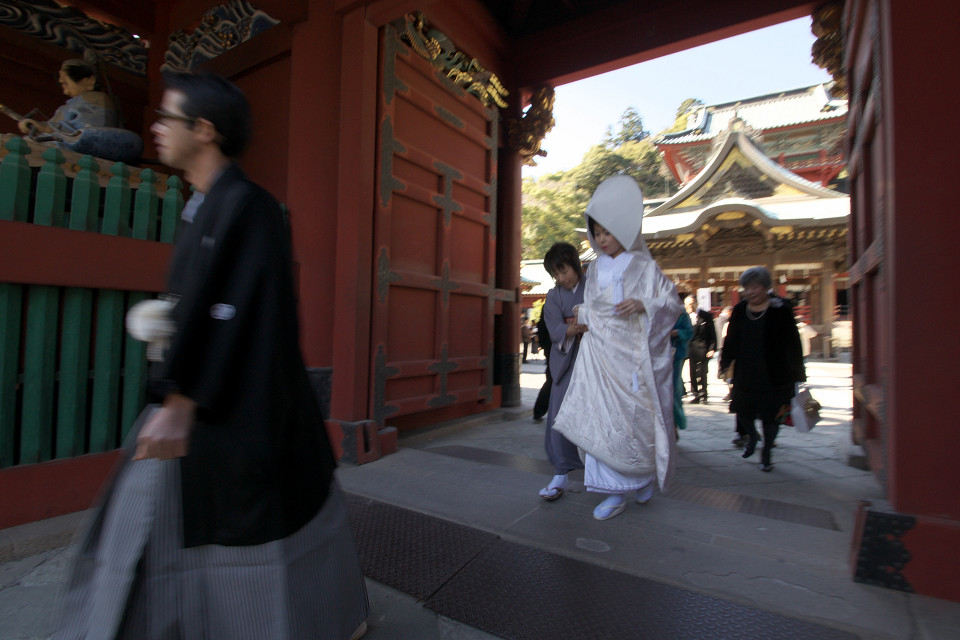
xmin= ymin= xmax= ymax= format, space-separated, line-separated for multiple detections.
xmin=584 ymin=454 xmax=656 ymax=494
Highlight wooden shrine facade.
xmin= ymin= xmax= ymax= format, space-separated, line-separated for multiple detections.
xmin=643 ymin=120 xmax=850 ymax=354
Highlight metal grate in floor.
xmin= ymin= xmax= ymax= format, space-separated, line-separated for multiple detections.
xmin=345 ymin=493 xmax=496 ymax=600
xmin=345 ymin=494 xmax=857 ymax=640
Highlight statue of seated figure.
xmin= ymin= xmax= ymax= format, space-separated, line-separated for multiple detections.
xmin=13 ymin=59 xmax=143 ymax=164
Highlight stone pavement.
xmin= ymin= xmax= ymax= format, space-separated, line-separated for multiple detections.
xmin=3 ymin=356 xmax=960 ymax=639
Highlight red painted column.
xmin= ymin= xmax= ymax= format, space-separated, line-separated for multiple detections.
xmin=329 ymin=8 xmax=379 ymax=420
xmin=496 ymin=105 xmax=523 ymax=407
xmin=285 ymin=1 xmax=343 ymax=367
xmin=846 ymin=0 xmax=960 ymax=602
xmin=883 ymin=0 xmax=960 ymax=601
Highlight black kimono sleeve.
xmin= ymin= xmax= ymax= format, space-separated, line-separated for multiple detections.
xmin=160 ymin=186 xmax=287 ymax=415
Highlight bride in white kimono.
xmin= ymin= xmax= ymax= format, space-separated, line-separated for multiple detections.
xmin=553 ymin=174 xmax=682 ymax=520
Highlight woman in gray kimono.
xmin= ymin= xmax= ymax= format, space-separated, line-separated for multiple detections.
xmin=538 ymin=242 xmax=587 ymax=500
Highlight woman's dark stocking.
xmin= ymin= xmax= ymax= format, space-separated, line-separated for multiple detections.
xmin=760 ymin=418 xmax=779 ymax=470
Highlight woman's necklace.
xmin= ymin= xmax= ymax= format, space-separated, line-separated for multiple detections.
xmin=747 ymin=306 xmax=767 ymax=320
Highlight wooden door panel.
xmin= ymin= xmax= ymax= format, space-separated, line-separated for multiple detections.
xmin=371 ymin=24 xmax=498 ymax=426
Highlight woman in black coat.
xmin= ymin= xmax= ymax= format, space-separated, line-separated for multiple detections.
xmin=719 ymin=267 xmax=805 ymax=471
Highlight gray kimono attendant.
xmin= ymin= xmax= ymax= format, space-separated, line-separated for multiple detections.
xmin=543 ymin=279 xmax=585 ymax=475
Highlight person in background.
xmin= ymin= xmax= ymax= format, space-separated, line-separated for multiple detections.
xmin=521 ymin=314 xmax=533 ymax=363
xmin=719 ymin=267 xmax=805 ymax=472
xmin=796 ymin=316 xmax=818 ymax=358
xmin=685 ymin=295 xmax=717 ymax=404
xmin=532 ymin=311 xmax=553 ymax=421
xmin=671 ymin=305 xmax=693 ymax=437
xmin=53 ymin=71 xmax=369 ymax=640
xmin=553 ymin=175 xmax=682 ymax=520
xmin=537 ymin=242 xmax=587 ymax=500
xmin=715 ymin=306 xmax=734 ymax=402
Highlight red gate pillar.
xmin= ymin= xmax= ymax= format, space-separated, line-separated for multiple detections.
xmin=495 ymin=108 xmax=523 ymax=407
xmin=846 ymin=0 xmax=960 ymax=602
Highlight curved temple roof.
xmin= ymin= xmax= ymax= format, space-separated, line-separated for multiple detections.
xmin=657 ymin=83 xmax=848 ymax=146
xmin=643 ymin=120 xmax=848 ymax=239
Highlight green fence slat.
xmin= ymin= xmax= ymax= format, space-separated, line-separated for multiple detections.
xmin=34 ymin=147 xmax=67 ymax=227
xmin=89 ymin=291 xmax=124 ymax=452
xmin=102 ymin=162 xmax=131 ymax=236
xmin=56 ymin=287 xmax=93 ymax=458
xmin=20 ymin=285 xmax=59 ymax=463
xmin=121 ymin=292 xmax=149 ymax=438
xmin=160 ymin=174 xmax=184 ymax=243
xmin=68 ymin=156 xmax=101 ymax=231
xmin=132 ymin=168 xmax=158 ymax=240
xmin=0 ymin=136 xmax=31 ymax=222
xmin=0 ymin=283 xmax=23 ymax=467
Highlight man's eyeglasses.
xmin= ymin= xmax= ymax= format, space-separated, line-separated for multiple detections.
xmin=155 ymin=109 xmax=196 ymax=126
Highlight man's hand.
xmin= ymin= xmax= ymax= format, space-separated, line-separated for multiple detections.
xmin=133 ymin=393 xmax=197 ymax=460
xmin=706 ymin=350 xmax=715 ymax=359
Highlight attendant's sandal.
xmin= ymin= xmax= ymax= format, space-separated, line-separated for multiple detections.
xmin=539 ymin=474 xmax=569 ymax=501
xmin=592 ymin=494 xmax=627 ymax=520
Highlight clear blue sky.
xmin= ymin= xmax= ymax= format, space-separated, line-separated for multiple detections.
xmin=522 ymin=17 xmax=832 ymax=179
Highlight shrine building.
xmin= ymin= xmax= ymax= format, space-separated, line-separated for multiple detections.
xmin=646 ymin=86 xmax=850 ymax=355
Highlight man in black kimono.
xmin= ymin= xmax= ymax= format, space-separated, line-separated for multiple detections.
xmin=55 ymin=72 xmax=369 ymax=640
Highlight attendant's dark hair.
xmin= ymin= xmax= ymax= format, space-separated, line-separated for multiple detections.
xmin=544 ymin=242 xmax=582 ymax=278
xmin=162 ymin=71 xmax=251 ymax=157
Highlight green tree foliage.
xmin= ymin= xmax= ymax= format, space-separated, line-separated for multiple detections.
xmin=521 ymin=99 xmax=698 ymax=260
xmin=602 ymin=107 xmax=649 ymax=147
xmin=521 ymin=173 xmax=589 ymax=261
xmin=662 ymin=98 xmax=705 ymax=134
xmin=567 ymin=140 xmax=672 ymax=198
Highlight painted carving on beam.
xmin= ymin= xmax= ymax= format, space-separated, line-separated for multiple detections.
xmin=395 ymin=11 xmax=508 ymax=109
xmin=161 ymin=0 xmax=279 ymax=72
xmin=0 ymin=0 xmax=147 ymax=75
xmin=506 ymin=85 xmax=556 ymax=167
xmin=811 ymin=1 xmax=845 ymax=97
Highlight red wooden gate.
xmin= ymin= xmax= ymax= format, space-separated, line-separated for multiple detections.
xmin=370 ymin=24 xmax=499 ymax=427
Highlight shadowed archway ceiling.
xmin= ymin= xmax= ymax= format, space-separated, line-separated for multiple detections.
xmin=55 ymin=0 xmax=819 ymax=89
xmin=478 ymin=0 xmax=633 ymax=37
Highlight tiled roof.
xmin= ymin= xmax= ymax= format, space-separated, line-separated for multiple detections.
xmin=657 ymin=84 xmax=847 ymax=146
xmin=520 ymin=261 xmax=554 ymax=295
xmin=641 ymin=125 xmax=848 ymax=237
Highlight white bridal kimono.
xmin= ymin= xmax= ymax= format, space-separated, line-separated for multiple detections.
xmin=553 ymin=175 xmax=682 ymax=494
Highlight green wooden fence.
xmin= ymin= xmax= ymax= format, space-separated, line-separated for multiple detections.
xmin=0 ymin=136 xmax=184 ymax=468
